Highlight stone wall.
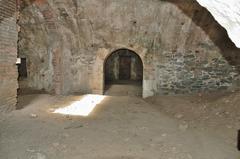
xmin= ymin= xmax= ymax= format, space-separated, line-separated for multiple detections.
xmin=0 ymin=0 xmax=18 ymax=111
xmin=19 ymin=0 xmax=240 ymax=97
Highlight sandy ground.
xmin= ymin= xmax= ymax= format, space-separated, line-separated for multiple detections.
xmin=0 ymin=89 xmax=240 ymax=159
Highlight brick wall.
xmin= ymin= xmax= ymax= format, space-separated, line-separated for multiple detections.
xmin=0 ymin=0 xmax=18 ymax=112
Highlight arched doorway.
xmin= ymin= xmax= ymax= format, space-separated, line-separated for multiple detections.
xmin=104 ymin=49 xmax=143 ymax=96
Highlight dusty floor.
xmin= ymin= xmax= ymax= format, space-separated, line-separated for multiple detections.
xmin=105 ymin=83 xmax=142 ymax=96
xmin=0 ymin=90 xmax=240 ymax=159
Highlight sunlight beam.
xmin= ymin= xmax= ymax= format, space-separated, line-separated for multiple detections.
xmin=53 ymin=94 xmax=105 ymax=116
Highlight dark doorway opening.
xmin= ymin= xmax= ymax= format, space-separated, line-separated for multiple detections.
xmin=16 ymin=57 xmax=29 ymax=109
xmin=16 ymin=57 xmax=44 ymax=110
xmin=17 ymin=58 xmax=27 ymax=79
xmin=104 ymin=49 xmax=143 ymax=96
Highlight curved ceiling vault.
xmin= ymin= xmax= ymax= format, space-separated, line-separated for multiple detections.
xmin=22 ymin=0 xmax=240 ymax=48
xmin=196 ymin=0 xmax=240 ymax=48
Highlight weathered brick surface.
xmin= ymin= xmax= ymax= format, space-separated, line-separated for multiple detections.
xmin=0 ymin=0 xmax=18 ymax=112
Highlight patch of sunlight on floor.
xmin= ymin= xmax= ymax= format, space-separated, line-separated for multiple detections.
xmin=53 ymin=94 xmax=105 ymax=116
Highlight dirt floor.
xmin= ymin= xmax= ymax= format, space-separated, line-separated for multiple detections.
xmin=104 ymin=83 xmax=142 ymax=96
xmin=0 ymin=90 xmax=240 ymax=159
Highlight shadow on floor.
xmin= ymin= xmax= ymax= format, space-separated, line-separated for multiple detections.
xmin=16 ymin=88 xmax=46 ymax=110
xmin=104 ymin=80 xmax=142 ymax=97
